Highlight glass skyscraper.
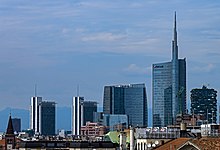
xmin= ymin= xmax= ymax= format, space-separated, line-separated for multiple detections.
xmin=83 ymin=101 xmax=97 ymax=125
xmin=40 ymin=101 xmax=56 ymax=135
xmin=152 ymin=13 xmax=186 ymax=127
xmin=103 ymin=83 xmax=148 ymax=127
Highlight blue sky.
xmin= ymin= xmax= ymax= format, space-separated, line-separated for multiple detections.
xmin=0 ymin=0 xmax=220 ymax=111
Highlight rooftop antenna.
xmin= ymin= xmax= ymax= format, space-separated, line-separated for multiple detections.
xmin=35 ymin=84 xmax=37 ymax=97
xmin=77 ymin=84 xmax=80 ymax=97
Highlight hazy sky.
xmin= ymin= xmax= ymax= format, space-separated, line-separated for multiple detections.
xmin=0 ymin=0 xmax=219 ymax=111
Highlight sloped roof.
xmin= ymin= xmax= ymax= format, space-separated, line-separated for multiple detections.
xmin=6 ymin=115 xmax=14 ymax=135
xmin=155 ymin=137 xmax=220 ymax=150
xmin=155 ymin=138 xmax=191 ymax=150
xmin=191 ymin=138 xmax=220 ymax=149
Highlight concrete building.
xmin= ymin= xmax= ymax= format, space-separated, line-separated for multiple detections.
xmin=81 ymin=122 xmax=106 ymax=137
xmin=72 ymin=96 xmax=84 ymax=135
xmin=191 ymin=85 xmax=217 ymax=124
xmin=30 ymin=96 xmax=42 ymax=134
xmin=18 ymin=141 xmax=118 ymax=150
xmin=152 ymin=13 xmax=186 ymax=127
xmin=103 ymin=83 xmax=148 ymax=127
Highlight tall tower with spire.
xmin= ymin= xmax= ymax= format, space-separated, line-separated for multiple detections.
xmin=5 ymin=115 xmax=16 ymax=150
xmin=152 ymin=13 xmax=186 ymax=127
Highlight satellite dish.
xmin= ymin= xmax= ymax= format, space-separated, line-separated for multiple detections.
xmin=155 ymin=140 xmax=159 ymax=145
xmin=152 ymin=144 xmax=156 ymax=147
xmin=147 ymin=144 xmax=151 ymax=148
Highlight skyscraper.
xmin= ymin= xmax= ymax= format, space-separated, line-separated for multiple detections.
xmin=72 ymin=96 xmax=84 ymax=135
xmin=103 ymin=83 xmax=148 ymax=127
xmin=12 ymin=118 xmax=21 ymax=133
xmin=30 ymin=97 xmax=56 ymax=135
xmin=40 ymin=101 xmax=56 ymax=135
xmin=152 ymin=13 xmax=186 ymax=127
xmin=191 ymin=86 xmax=217 ymax=124
xmin=83 ymin=101 xmax=97 ymax=125
xmin=30 ymin=96 xmax=42 ymax=134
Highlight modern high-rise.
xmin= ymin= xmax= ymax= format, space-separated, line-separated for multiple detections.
xmin=103 ymin=83 xmax=148 ymax=127
xmin=72 ymin=96 xmax=84 ymax=135
xmin=191 ymin=86 xmax=217 ymax=124
xmin=30 ymin=96 xmax=42 ymax=134
xmin=40 ymin=101 xmax=56 ymax=135
xmin=152 ymin=13 xmax=186 ymax=127
xmin=83 ymin=101 xmax=97 ymax=125
xmin=12 ymin=118 xmax=21 ymax=133
xmin=30 ymin=97 xmax=56 ymax=135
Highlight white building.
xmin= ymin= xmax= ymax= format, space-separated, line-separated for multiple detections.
xmin=72 ymin=96 xmax=84 ymax=135
xmin=30 ymin=96 xmax=42 ymax=134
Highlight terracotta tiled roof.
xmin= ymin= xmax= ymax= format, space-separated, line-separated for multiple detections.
xmin=155 ymin=137 xmax=220 ymax=150
xmin=155 ymin=138 xmax=190 ymax=150
xmin=0 ymin=139 xmax=5 ymax=149
xmin=191 ymin=138 xmax=220 ymax=149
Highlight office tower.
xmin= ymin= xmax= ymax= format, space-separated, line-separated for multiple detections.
xmin=103 ymin=86 xmax=125 ymax=114
xmin=103 ymin=83 xmax=148 ymax=127
xmin=12 ymin=118 xmax=21 ymax=132
xmin=191 ymin=85 xmax=217 ymax=124
xmin=40 ymin=101 xmax=56 ymax=135
xmin=30 ymin=97 xmax=56 ymax=135
xmin=30 ymin=96 xmax=42 ymax=134
xmin=72 ymin=96 xmax=84 ymax=135
xmin=83 ymin=101 xmax=97 ymax=125
xmin=152 ymin=13 xmax=186 ymax=127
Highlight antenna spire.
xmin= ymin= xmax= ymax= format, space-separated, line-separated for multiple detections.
xmin=35 ymin=84 xmax=37 ymax=97
xmin=77 ymin=84 xmax=80 ymax=96
xmin=172 ymin=11 xmax=178 ymax=60
xmin=174 ymin=11 xmax=177 ymax=30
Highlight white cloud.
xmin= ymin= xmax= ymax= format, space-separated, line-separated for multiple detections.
xmin=82 ymin=32 xmax=127 ymax=42
xmin=191 ymin=63 xmax=215 ymax=73
xmin=123 ymin=64 xmax=151 ymax=75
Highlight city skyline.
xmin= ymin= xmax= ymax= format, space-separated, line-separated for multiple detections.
xmin=0 ymin=0 xmax=220 ymax=112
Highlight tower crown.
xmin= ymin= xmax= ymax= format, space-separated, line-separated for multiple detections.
xmin=172 ymin=11 xmax=178 ymax=60
xmin=6 ymin=115 xmax=14 ymax=135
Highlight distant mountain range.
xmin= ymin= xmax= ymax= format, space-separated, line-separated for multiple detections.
xmin=0 ymin=106 xmax=151 ymax=132
xmin=0 ymin=107 xmax=72 ymax=132
xmin=0 ymin=106 xmax=104 ymax=132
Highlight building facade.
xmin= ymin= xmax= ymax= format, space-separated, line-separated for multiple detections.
xmin=40 ymin=101 xmax=56 ymax=135
xmin=191 ymin=85 xmax=217 ymax=124
xmin=103 ymin=83 xmax=148 ymax=127
xmin=12 ymin=118 xmax=21 ymax=133
xmin=81 ymin=122 xmax=106 ymax=137
xmin=103 ymin=114 xmax=128 ymax=131
xmin=83 ymin=101 xmax=97 ymax=125
xmin=152 ymin=13 xmax=186 ymax=127
xmin=72 ymin=96 xmax=84 ymax=135
xmin=30 ymin=96 xmax=42 ymax=134
xmin=30 ymin=97 xmax=56 ymax=135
